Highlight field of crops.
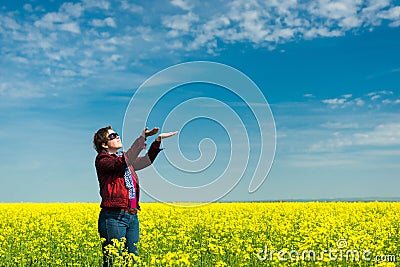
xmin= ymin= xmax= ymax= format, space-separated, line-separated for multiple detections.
xmin=0 ymin=202 xmax=399 ymax=266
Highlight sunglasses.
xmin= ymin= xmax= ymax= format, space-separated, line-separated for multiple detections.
xmin=108 ymin=132 xmax=119 ymax=141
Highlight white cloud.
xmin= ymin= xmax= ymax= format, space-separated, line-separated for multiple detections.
xmin=361 ymin=0 xmax=391 ymax=25
xmin=303 ymin=27 xmax=343 ymax=39
xmin=288 ymin=155 xmax=357 ymax=167
xmin=33 ymin=3 xmax=82 ymax=34
xmin=171 ymin=0 xmax=193 ymax=11
xmin=10 ymin=56 xmax=29 ymax=64
xmin=104 ymin=17 xmax=117 ymax=27
xmin=187 ymin=16 xmax=230 ymax=50
xmin=304 ymin=93 xmax=314 ymax=98
xmin=355 ymin=123 xmax=400 ymax=146
xmin=59 ymin=22 xmax=81 ymax=34
xmin=322 ymin=98 xmax=347 ymax=105
xmin=2 ymin=0 xmax=400 ymax=100
xmin=321 ymin=96 xmax=353 ymax=108
xmin=110 ymin=54 xmax=122 ymax=62
xmin=368 ymin=90 xmax=394 ymax=101
xmin=78 ymin=58 xmax=100 ymax=68
xmin=389 ymin=20 xmax=400 ymax=27
xmin=378 ymin=6 xmax=400 ymax=20
xmin=355 ymin=98 xmax=365 ymax=106
xmin=6 ymin=1 xmax=400 ymax=59
xmin=372 ymin=90 xmax=393 ymax=95
xmin=120 ymin=0 xmax=143 ymax=13
xmin=82 ymin=0 xmax=110 ymax=10
xmin=321 ymin=122 xmax=359 ymax=129
xmin=322 ymin=91 xmax=398 ymax=109
xmin=163 ymin=12 xmax=199 ymax=34
xmin=340 ymin=16 xmax=362 ymax=28
xmin=34 ymin=12 xmax=69 ymax=29
xmin=310 ymin=123 xmax=400 ymax=152
xmin=371 ymin=94 xmax=381 ymax=101
xmin=156 ymin=0 xmax=400 ymax=52
xmin=308 ymin=0 xmax=362 ymax=20
xmin=60 ymin=2 xmax=84 ymax=18
xmin=90 ymin=19 xmax=102 ymax=27
xmin=0 ymin=81 xmax=45 ymax=98
xmin=0 ymin=15 xmax=21 ymax=30
xmin=381 ymin=98 xmax=400 ymax=105
xmin=61 ymin=70 xmax=77 ymax=76
xmin=23 ymin=4 xmax=33 ymax=12
xmin=90 ymin=17 xmax=117 ymax=28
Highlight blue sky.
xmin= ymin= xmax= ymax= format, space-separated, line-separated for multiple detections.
xmin=1 ymin=0 xmax=399 ymax=202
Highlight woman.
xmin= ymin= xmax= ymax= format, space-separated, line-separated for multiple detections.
xmin=93 ymin=126 xmax=178 ymax=266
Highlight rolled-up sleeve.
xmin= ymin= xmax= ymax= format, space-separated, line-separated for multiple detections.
xmin=148 ymin=140 xmax=162 ymax=163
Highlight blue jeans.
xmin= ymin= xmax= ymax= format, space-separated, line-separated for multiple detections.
xmin=98 ymin=209 xmax=140 ymax=267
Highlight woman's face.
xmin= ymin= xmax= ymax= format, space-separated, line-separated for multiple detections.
xmin=105 ymin=129 xmax=122 ymax=152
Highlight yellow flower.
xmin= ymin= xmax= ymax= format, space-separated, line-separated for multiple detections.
xmin=0 ymin=202 xmax=399 ymax=266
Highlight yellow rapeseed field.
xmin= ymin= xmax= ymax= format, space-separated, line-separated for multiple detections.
xmin=0 ymin=202 xmax=399 ymax=266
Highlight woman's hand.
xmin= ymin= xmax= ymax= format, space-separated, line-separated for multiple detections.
xmin=142 ymin=127 xmax=160 ymax=138
xmin=156 ymin=131 xmax=179 ymax=142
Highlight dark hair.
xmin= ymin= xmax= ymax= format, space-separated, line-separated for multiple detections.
xmin=93 ymin=126 xmax=112 ymax=153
